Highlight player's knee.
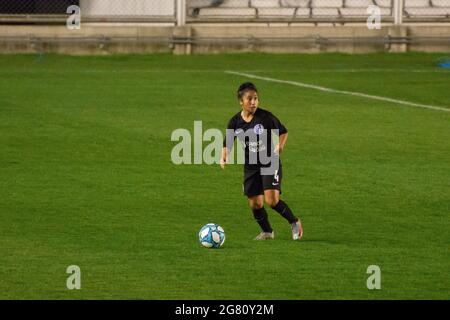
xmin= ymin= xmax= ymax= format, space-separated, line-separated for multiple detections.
xmin=249 ymin=200 xmax=263 ymax=209
xmin=250 ymin=203 xmax=263 ymax=210
xmin=265 ymin=198 xmax=279 ymax=208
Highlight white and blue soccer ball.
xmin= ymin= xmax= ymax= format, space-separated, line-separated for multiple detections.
xmin=198 ymin=223 xmax=225 ymax=248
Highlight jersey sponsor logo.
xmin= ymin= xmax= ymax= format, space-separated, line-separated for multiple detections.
xmin=253 ymin=124 xmax=264 ymax=135
xmin=247 ymin=141 xmax=266 ymax=153
xmin=235 ymin=129 xmax=243 ymax=135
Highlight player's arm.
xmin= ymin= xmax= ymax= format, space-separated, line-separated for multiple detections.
xmin=271 ymin=112 xmax=288 ymax=155
xmin=221 ymin=117 xmax=236 ymax=170
xmin=276 ymin=132 xmax=288 ymax=155
xmin=220 ymin=147 xmax=229 ymax=169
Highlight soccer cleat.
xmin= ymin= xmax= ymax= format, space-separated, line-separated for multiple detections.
xmin=254 ymin=231 xmax=274 ymax=240
xmin=291 ymin=220 xmax=303 ymax=240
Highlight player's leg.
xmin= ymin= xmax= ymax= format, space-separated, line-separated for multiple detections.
xmin=264 ymin=189 xmax=297 ymax=224
xmin=248 ymin=195 xmax=272 ymax=232
xmin=262 ymin=166 xmax=303 ymax=240
xmin=244 ymin=168 xmax=274 ymax=240
xmin=264 ymin=189 xmax=303 ymax=240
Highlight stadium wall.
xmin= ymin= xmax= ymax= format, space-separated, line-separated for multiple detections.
xmin=0 ymin=25 xmax=449 ymax=54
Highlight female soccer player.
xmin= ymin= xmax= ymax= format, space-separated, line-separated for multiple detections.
xmin=220 ymin=82 xmax=303 ymax=240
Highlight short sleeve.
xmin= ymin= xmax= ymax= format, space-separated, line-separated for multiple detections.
xmin=223 ymin=117 xmax=236 ymax=148
xmin=269 ymin=112 xmax=288 ymax=135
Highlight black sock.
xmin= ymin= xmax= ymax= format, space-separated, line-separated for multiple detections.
xmin=252 ymin=207 xmax=273 ymax=233
xmin=271 ymin=200 xmax=298 ymax=224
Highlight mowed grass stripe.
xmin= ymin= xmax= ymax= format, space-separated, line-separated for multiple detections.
xmin=0 ymin=53 xmax=449 ymax=299
xmin=226 ymin=71 xmax=450 ymax=113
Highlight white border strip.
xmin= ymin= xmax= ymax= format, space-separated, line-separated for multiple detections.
xmin=225 ymin=71 xmax=450 ymax=113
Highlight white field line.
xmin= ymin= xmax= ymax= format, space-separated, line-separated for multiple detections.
xmin=250 ymin=69 xmax=450 ymax=73
xmin=225 ymin=71 xmax=450 ymax=113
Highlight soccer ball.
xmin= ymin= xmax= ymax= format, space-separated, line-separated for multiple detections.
xmin=198 ymin=223 xmax=225 ymax=248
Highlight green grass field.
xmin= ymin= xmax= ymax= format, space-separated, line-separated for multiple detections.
xmin=0 ymin=52 xmax=449 ymax=299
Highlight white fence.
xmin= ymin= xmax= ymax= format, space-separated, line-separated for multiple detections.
xmin=0 ymin=0 xmax=449 ymax=23
xmin=186 ymin=0 xmax=450 ymax=22
xmin=81 ymin=0 xmax=175 ymax=18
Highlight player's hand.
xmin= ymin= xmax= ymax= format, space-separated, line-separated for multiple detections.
xmin=220 ymin=158 xmax=226 ymax=170
xmin=274 ymin=144 xmax=283 ymax=155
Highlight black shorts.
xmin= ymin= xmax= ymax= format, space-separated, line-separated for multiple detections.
xmin=243 ymin=164 xmax=282 ymax=197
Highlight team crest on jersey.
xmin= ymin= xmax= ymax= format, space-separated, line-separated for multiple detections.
xmin=253 ymin=124 xmax=264 ymax=135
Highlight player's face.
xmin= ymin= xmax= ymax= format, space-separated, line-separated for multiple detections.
xmin=240 ymin=90 xmax=259 ymax=114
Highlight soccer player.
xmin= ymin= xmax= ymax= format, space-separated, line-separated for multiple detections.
xmin=220 ymin=82 xmax=303 ymax=240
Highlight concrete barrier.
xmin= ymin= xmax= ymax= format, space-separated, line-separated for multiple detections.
xmin=0 ymin=24 xmax=449 ymax=54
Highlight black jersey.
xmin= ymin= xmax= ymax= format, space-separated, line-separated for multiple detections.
xmin=223 ymin=108 xmax=288 ymax=169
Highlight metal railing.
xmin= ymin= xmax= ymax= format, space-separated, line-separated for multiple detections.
xmin=402 ymin=0 xmax=450 ymax=22
xmin=0 ymin=0 xmax=448 ymax=24
xmin=186 ymin=0 xmax=396 ymax=23
xmin=0 ymin=0 xmax=177 ymax=23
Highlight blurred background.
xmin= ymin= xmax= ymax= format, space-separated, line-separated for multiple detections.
xmin=0 ymin=0 xmax=449 ymax=54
